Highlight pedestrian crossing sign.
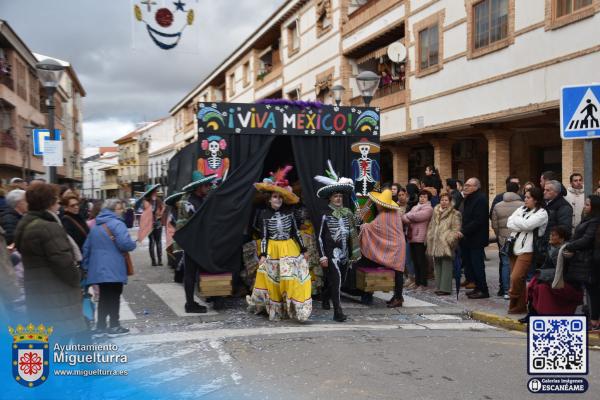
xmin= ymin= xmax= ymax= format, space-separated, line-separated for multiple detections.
xmin=560 ymin=84 xmax=600 ymax=139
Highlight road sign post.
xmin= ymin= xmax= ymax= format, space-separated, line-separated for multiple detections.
xmin=560 ymin=84 xmax=600 ymax=197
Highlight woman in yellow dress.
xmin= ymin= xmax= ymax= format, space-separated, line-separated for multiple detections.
xmin=247 ymin=166 xmax=312 ymax=321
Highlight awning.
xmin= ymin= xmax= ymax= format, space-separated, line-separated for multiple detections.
xmin=357 ymin=40 xmax=406 ymax=65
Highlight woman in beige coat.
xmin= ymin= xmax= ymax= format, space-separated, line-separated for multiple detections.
xmin=426 ymin=193 xmax=462 ymax=295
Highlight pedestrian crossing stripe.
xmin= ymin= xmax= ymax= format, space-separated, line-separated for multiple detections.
xmin=561 ymin=84 xmax=600 ymax=139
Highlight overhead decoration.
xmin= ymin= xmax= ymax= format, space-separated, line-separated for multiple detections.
xmin=133 ymin=0 xmax=195 ymax=50
xmin=197 ymin=102 xmax=380 ymax=137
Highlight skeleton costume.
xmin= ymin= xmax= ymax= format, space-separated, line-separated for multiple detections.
xmin=314 ymin=161 xmax=359 ymax=322
xmin=247 ymin=166 xmax=313 ymax=322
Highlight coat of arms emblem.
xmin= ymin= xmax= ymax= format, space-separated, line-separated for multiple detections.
xmin=9 ymin=323 xmax=52 ymax=388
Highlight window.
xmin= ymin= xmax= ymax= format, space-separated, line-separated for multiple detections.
xmin=467 ymin=0 xmax=514 ymax=58
xmin=228 ymin=73 xmax=235 ymax=96
xmin=473 ymin=0 xmax=509 ymax=49
xmin=418 ymin=25 xmax=439 ymax=70
xmin=546 ymin=0 xmax=597 ymax=30
xmin=414 ymin=11 xmax=444 ymax=77
xmin=16 ymin=60 xmax=26 ymax=100
xmin=28 ymin=71 xmax=39 ymax=110
xmin=316 ymin=0 xmax=332 ymax=36
xmin=243 ymin=61 xmax=251 ymax=86
xmin=556 ymin=0 xmax=593 ymax=17
xmin=287 ymin=20 xmax=300 ymax=56
xmin=287 ymin=87 xmax=300 ymax=101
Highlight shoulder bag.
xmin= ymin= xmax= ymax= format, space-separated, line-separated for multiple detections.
xmin=102 ymin=224 xmax=134 ymax=276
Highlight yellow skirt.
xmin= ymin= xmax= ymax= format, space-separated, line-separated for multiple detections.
xmin=247 ymin=239 xmax=313 ymax=321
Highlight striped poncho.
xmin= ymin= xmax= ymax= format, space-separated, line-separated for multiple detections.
xmin=359 ymin=209 xmax=406 ymax=271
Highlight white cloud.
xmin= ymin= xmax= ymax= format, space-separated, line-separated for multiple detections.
xmin=82 ymin=119 xmax=137 ymax=147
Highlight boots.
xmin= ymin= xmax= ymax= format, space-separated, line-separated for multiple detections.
xmin=333 ymin=308 xmax=347 ymax=322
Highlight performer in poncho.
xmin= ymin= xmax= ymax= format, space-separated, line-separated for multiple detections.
xmin=136 ymin=184 xmax=165 ymax=266
xmin=247 ymin=166 xmax=312 ymax=322
xmin=314 ymin=162 xmax=360 ymax=322
xmin=357 ymin=189 xmax=407 ymax=308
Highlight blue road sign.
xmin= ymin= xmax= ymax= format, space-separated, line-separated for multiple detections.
xmin=32 ymin=129 xmax=61 ymax=156
xmin=560 ymin=84 xmax=600 ymax=139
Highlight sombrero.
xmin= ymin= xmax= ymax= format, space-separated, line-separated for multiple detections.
xmin=134 ymin=184 xmax=161 ymax=209
xmin=164 ymin=191 xmax=185 ymax=207
xmin=368 ymin=189 xmax=400 ymax=210
xmin=254 ymin=165 xmax=299 ymax=205
xmin=182 ymin=171 xmax=218 ymax=192
xmin=351 ymin=137 xmax=380 ymax=154
xmin=314 ymin=160 xmax=354 ymax=199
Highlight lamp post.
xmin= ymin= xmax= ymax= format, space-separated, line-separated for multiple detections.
xmin=36 ymin=58 xmax=65 ymax=184
xmin=355 ymin=71 xmax=380 ymax=107
xmin=331 ymin=84 xmax=345 ymax=106
xmin=23 ymin=125 xmax=37 ymax=181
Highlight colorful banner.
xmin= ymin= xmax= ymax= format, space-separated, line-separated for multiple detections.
xmin=197 ymin=102 xmax=380 ymax=137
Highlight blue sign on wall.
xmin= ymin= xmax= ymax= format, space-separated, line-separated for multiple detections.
xmin=560 ymin=84 xmax=600 ymax=140
xmin=32 ymin=129 xmax=61 ymax=156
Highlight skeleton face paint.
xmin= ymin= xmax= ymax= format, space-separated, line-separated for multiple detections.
xmin=269 ymin=192 xmax=283 ymax=210
xmin=330 ymin=193 xmax=344 ymax=207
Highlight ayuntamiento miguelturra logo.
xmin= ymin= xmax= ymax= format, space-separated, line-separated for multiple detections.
xmin=8 ymin=323 xmax=52 ymax=388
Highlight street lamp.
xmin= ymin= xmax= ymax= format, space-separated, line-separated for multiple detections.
xmin=331 ymin=85 xmax=345 ymax=106
xmin=355 ymin=71 xmax=380 ymax=107
xmin=36 ymin=58 xmax=65 ymax=184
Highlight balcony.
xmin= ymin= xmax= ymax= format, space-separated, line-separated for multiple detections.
xmin=350 ymin=80 xmax=405 ymax=109
xmin=343 ymin=0 xmax=404 ymax=37
xmin=0 ymin=74 xmax=14 ymax=91
xmin=0 ymin=129 xmax=17 ymax=150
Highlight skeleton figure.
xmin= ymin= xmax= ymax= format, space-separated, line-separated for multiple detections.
xmin=257 ymin=208 xmax=305 ymax=257
xmin=351 ymin=143 xmax=380 ymax=197
xmin=197 ymin=135 xmax=230 ymax=179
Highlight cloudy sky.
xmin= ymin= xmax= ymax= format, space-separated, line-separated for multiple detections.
xmin=1 ymin=0 xmax=284 ymax=147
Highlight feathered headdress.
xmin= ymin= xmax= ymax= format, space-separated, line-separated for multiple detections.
xmin=255 ymin=165 xmax=299 ymax=205
xmin=314 ymin=160 xmax=354 ymax=199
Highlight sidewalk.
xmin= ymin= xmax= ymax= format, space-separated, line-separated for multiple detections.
xmin=402 ymin=243 xmax=600 ymax=346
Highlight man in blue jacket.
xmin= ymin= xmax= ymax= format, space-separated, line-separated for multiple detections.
xmin=461 ymin=178 xmax=490 ymax=299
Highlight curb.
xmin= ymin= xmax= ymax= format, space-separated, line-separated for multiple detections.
xmin=470 ymin=310 xmax=600 ymax=348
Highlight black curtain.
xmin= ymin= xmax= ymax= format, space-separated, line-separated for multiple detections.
xmin=291 ymin=136 xmax=354 ymax=230
xmin=174 ymin=135 xmax=275 ymax=273
xmin=168 ymin=143 xmax=197 ymax=193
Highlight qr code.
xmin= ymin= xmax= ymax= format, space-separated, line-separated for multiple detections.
xmin=528 ymin=316 xmax=587 ymax=374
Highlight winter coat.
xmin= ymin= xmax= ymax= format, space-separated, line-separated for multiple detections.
xmin=491 ymin=192 xmax=524 ymax=246
xmin=565 ymin=187 xmax=585 ymax=229
xmin=507 ymin=206 xmax=548 ymax=255
xmin=401 ymin=201 xmax=433 ymax=243
xmin=426 ymin=205 xmax=462 ymax=258
xmin=61 ymin=211 xmax=90 ymax=250
xmin=0 ymin=208 xmax=22 ymax=245
xmin=82 ymin=209 xmax=136 ymax=285
xmin=14 ymin=210 xmax=86 ymax=336
xmin=460 ymin=189 xmax=489 ymax=248
xmin=138 ymin=199 xmax=165 ymax=242
xmin=564 ymin=216 xmax=600 ymax=284
xmin=544 ymin=195 xmax=573 ymax=241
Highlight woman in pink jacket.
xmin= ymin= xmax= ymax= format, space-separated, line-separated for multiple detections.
xmin=137 ymin=184 xmax=165 ymax=266
xmin=402 ymin=190 xmax=434 ymax=289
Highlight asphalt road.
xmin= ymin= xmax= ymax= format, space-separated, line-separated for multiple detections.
xmin=101 ymin=231 xmax=600 ymax=399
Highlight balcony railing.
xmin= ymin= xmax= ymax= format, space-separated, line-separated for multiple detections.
xmin=0 ymin=129 xmax=17 ymax=150
xmin=350 ymin=80 xmax=405 ymax=108
xmin=0 ymin=74 xmax=14 ymax=91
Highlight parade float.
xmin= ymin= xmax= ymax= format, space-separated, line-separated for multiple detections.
xmin=170 ymin=101 xmax=381 ymax=291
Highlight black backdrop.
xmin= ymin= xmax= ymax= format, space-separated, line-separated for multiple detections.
xmin=167 ymin=143 xmax=197 ymax=194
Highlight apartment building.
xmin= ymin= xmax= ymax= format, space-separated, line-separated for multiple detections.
xmin=114 ymin=129 xmax=141 ymax=199
xmin=0 ymin=20 xmax=47 ymax=182
xmin=170 ymin=0 xmax=600 ymax=201
xmin=81 ymin=146 xmax=118 ymax=199
xmin=0 ymin=20 xmax=85 ymax=185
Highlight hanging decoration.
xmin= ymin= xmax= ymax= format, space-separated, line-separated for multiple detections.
xmin=133 ymin=0 xmax=195 ymax=50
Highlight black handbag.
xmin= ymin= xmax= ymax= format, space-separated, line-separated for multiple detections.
xmin=536 ymin=268 xmax=556 ymax=283
xmin=500 ymin=235 xmax=517 ymax=257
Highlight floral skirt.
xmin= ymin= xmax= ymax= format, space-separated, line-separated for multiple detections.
xmin=247 ymin=239 xmax=312 ymax=322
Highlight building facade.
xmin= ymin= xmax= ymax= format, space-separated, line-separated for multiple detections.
xmin=81 ymin=146 xmax=118 ymax=199
xmin=114 ymin=130 xmax=141 ymax=199
xmin=170 ymin=0 xmax=600 ymax=201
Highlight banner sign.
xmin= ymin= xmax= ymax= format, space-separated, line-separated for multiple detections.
xmin=197 ymin=102 xmax=380 ymax=137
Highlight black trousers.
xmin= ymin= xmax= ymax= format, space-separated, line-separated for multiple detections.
xmin=410 ymin=243 xmax=428 ymax=286
xmin=322 ymin=260 xmax=349 ymax=310
xmin=149 ymin=227 xmax=162 ymax=263
xmin=97 ymin=283 xmax=123 ymax=329
xmin=587 ymin=283 xmax=600 ymax=320
xmin=184 ymin=254 xmax=201 ymax=305
xmin=394 ymin=271 xmax=404 ymax=298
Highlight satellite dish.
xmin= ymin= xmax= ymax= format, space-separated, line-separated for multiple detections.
xmin=387 ymin=42 xmax=407 ymax=63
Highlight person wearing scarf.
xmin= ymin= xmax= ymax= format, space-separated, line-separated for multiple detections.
xmin=315 ymin=167 xmax=358 ymax=322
